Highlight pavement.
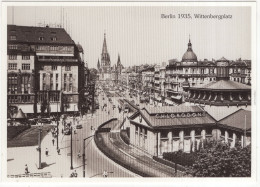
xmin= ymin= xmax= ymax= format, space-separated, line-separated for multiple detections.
xmin=7 ymin=89 xmax=136 ymax=178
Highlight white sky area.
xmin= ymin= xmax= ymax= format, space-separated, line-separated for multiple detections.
xmin=7 ymin=6 xmax=251 ymax=68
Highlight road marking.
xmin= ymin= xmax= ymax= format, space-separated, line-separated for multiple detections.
xmin=119 ymin=148 xmax=136 ymax=160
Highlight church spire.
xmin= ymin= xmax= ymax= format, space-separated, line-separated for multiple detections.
xmin=117 ymin=53 xmax=121 ymax=66
xmin=188 ymin=35 xmax=192 ymax=51
xmin=97 ymin=58 xmax=100 ymax=69
xmin=102 ymin=32 xmax=108 ymax=54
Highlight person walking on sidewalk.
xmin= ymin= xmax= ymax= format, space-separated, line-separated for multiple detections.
xmin=45 ymin=148 xmax=49 ymax=156
xmin=57 ymin=148 xmax=60 ymax=155
xmin=77 ymin=151 xmax=81 ymax=158
xmin=103 ymin=170 xmax=108 ymax=178
xmin=52 ymin=138 xmax=55 ymax=146
xmin=74 ymin=170 xmax=78 ymax=177
xmin=25 ymin=164 xmax=29 ymax=174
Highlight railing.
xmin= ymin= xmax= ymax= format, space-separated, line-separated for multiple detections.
xmin=94 ymin=131 xmax=149 ymax=177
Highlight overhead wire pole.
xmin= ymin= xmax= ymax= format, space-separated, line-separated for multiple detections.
xmin=56 ymin=100 xmax=59 ymax=150
xmin=83 ymin=135 xmax=94 ymax=178
xmin=70 ymin=125 xmax=73 ymax=170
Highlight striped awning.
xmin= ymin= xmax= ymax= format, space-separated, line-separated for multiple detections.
xmin=171 ymin=95 xmax=182 ymax=100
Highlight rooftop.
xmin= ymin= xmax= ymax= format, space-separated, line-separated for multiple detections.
xmin=191 ymin=80 xmax=251 ymax=91
xmin=218 ymin=109 xmax=251 ymax=131
xmin=8 ymin=25 xmax=74 ymax=45
xmin=131 ymin=106 xmax=216 ymax=128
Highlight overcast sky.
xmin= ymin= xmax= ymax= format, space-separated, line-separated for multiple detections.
xmin=7 ymin=6 xmax=251 ymax=68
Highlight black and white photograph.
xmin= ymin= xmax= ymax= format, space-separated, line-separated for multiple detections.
xmin=0 ymin=1 xmax=258 ymax=184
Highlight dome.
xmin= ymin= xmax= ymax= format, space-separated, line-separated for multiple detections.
xmin=182 ymin=50 xmax=198 ymax=62
xmin=182 ymin=38 xmax=198 ymax=62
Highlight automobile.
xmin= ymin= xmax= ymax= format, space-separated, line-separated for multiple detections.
xmin=28 ymin=118 xmax=37 ymax=125
xmin=39 ymin=118 xmax=52 ymax=124
xmin=76 ymin=124 xmax=83 ymax=129
xmin=64 ymin=128 xmax=71 ymax=135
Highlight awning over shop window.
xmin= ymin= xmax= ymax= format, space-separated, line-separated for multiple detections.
xmin=171 ymin=95 xmax=182 ymax=100
xmin=49 ymin=103 xmax=61 ymax=113
xmin=156 ymin=97 xmax=162 ymax=101
xmin=18 ymin=105 xmax=34 ymax=114
xmin=165 ymin=99 xmax=175 ymax=105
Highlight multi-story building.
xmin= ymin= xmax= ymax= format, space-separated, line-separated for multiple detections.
xmin=7 ymin=25 xmax=85 ymax=117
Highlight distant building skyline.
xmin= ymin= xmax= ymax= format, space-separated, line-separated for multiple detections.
xmin=7 ymin=6 xmax=251 ymax=68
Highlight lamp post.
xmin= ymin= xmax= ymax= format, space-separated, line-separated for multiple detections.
xmin=37 ymin=121 xmax=42 ymax=169
xmin=70 ymin=125 xmax=73 ymax=170
xmin=83 ymin=135 xmax=94 ymax=177
xmin=56 ymin=99 xmax=59 ymax=150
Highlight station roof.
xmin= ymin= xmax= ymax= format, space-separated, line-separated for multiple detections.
xmin=218 ymin=109 xmax=251 ymax=131
xmin=191 ymin=80 xmax=251 ymax=91
xmin=130 ymin=106 xmax=216 ymax=129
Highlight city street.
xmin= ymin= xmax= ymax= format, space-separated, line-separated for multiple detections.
xmin=7 ymin=91 xmax=137 ymax=178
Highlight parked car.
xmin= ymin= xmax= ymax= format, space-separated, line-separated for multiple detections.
xmin=28 ymin=118 xmax=37 ymax=125
xmin=39 ymin=118 xmax=52 ymax=124
xmin=76 ymin=124 xmax=83 ymax=129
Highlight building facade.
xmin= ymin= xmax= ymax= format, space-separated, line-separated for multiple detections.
xmin=129 ymin=106 xmax=251 ymax=156
xmin=7 ymin=25 xmax=85 ymax=117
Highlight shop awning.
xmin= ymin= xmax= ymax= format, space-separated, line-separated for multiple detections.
xmin=18 ymin=105 xmax=34 ymax=114
xmin=165 ymin=99 xmax=175 ymax=105
xmin=49 ymin=103 xmax=61 ymax=112
xmin=171 ymin=95 xmax=182 ymax=100
xmin=156 ymin=97 xmax=162 ymax=101
xmin=13 ymin=108 xmax=27 ymax=119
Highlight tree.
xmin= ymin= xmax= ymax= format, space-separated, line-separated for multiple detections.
xmin=186 ymin=140 xmax=251 ymax=177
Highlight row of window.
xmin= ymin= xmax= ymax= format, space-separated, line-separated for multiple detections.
xmin=38 ymin=36 xmax=57 ymax=41
xmin=8 ymin=95 xmax=34 ymax=103
xmin=9 ymin=55 xmax=30 ymax=60
xmin=36 ymin=45 xmax=73 ymax=51
xmin=42 ymin=73 xmax=73 ymax=82
xmin=8 ymin=63 xmax=31 ymax=70
xmin=42 ymin=82 xmax=73 ymax=92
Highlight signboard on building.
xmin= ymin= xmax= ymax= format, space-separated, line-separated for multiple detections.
xmin=154 ymin=112 xmax=206 ymax=119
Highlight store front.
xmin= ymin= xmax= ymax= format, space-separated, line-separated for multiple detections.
xmin=129 ymin=106 xmax=250 ymax=157
xmin=129 ymin=106 xmax=216 ymax=156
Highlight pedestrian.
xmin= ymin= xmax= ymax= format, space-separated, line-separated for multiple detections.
xmin=25 ymin=164 xmax=29 ymax=174
xmin=61 ymin=128 xmax=64 ymax=135
xmin=74 ymin=170 xmax=78 ymax=178
xmin=45 ymin=148 xmax=49 ymax=156
xmin=57 ymin=148 xmax=60 ymax=155
xmin=52 ymin=138 xmax=55 ymax=146
xmin=77 ymin=151 xmax=81 ymax=158
xmin=108 ymin=110 xmax=110 ymax=115
xmin=103 ymin=170 xmax=108 ymax=178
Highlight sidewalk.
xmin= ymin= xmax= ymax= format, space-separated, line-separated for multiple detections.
xmin=7 ymin=123 xmax=75 ymax=178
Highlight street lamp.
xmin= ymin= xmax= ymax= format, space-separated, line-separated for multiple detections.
xmin=56 ymin=99 xmax=59 ymax=150
xmin=70 ymin=125 xmax=73 ymax=170
xmin=83 ymin=135 xmax=94 ymax=177
xmin=36 ymin=120 xmax=42 ymax=169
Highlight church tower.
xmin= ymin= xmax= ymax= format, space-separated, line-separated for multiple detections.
xmin=97 ymin=58 xmax=100 ymax=71
xmin=117 ymin=54 xmax=122 ymax=74
xmin=101 ymin=33 xmax=111 ymax=73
